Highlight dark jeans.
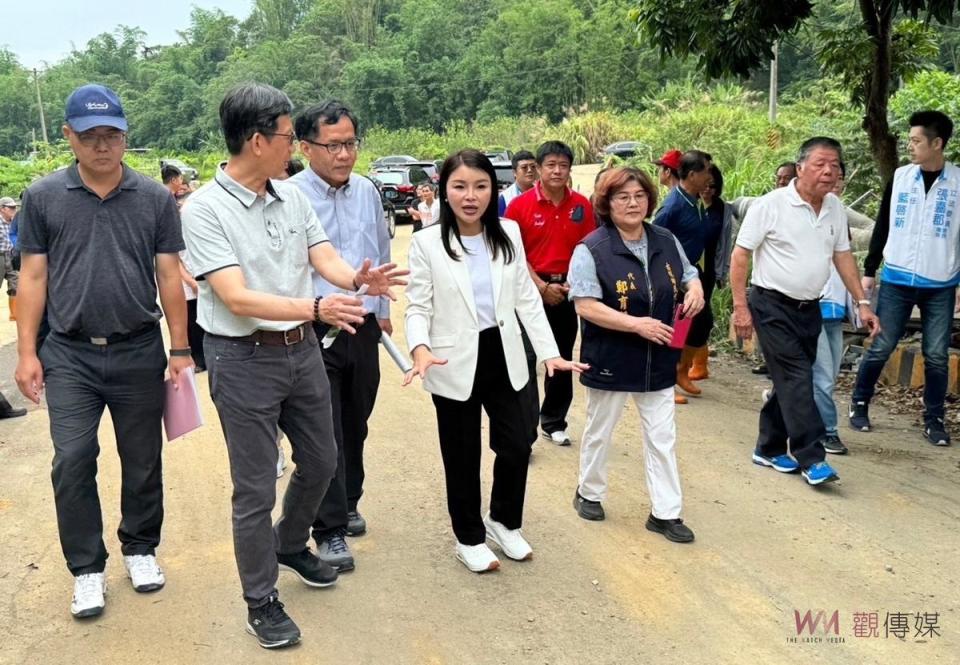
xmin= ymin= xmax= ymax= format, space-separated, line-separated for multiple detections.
xmin=749 ymin=288 xmax=826 ymax=468
xmin=205 ymin=329 xmax=338 ymax=608
xmin=186 ymin=298 xmax=207 ymax=370
xmin=311 ymin=316 xmax=381 ymax=540
xmin=852 ymin=282 xmax=955 ymax=421
xmin=40 ymin=327 xmax=166 ymax=576
xmin=432 ymin=328 xmax=534 ymax=545
xmin=541 ymin=297 xmax=578 ymax=434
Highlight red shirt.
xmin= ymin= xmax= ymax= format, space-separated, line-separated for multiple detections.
xmin=504 ymin=181 xmax=594 ymax=274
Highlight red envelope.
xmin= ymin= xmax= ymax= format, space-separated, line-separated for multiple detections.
xmin=668 ymin=304 xmax=693 ymax=349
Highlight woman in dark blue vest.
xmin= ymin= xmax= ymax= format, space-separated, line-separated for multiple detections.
xmin=569 ymin=167 xmax=704 ymax=543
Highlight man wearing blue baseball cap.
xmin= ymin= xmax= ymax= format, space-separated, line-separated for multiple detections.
xmin=15 ymin=83 xmax=192 ymax=618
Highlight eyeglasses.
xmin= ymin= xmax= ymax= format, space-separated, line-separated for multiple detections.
xmin=301 ymin=138 xmax=362 ymax=154
xmin=75 ymin=131 xmax=126 ymax=147
xmin=611 ymin=192 xmax=649 ymax=205
xmin=516 ymin=164 xmax=537 ymax=172
xmin=263 ymin=131 xmax=298 ymax=145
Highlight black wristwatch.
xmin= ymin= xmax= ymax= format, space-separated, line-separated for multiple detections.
xmin=169 ymin=348 xmax=192 ymax=357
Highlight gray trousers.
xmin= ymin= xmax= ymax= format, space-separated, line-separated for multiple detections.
xmin=41 ymin=327 xmax=166 ymax=576
xmin=205 ymin=329 xmax=337 ymax=608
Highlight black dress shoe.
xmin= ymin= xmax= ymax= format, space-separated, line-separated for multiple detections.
xmin=645 ymin=514 xmax=695 ymax=543
xmin=0 ymin=392 xmax=26 ymax=419
xmin=751 ymin=363 xmax=769 ymax=375
xmin=573 ymin=490 xmax=605 ymax=521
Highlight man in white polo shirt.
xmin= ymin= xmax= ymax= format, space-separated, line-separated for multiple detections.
xmin=730 ymin=137 xmax=879 ymax=486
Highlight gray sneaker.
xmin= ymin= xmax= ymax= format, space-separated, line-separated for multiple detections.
xmin=316 ymin=529 xmax=355 ymax=572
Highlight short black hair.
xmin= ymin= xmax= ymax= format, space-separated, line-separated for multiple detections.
xmin=295 ymin=100 xmax=359 ymax=142
xmin=511 ymin=150 xmax=535 ymax=170
xmin=909 ymin=110 xmax=954 ymax=149
xmin=776 ymin=161 xmax=797 ymax=174
xmin=219 ymin=83 xmax=293 ymax=156
xmin=679 ymin=150 xmax=711 ymax=180
xmin=535 ymin=141 xmax=574 ymax=166
xmin=796 ymin=137 xmax=843 ymax=165
xmin=161 ymin=164 xmax=181 ymax=184
xmin=285 ymin=158 xmax=305 ymax=178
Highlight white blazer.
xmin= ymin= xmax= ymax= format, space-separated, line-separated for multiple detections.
xmin=405 ymin=219 xmax=561 ymax=401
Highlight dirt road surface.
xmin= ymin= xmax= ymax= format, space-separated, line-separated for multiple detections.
xmin=1 ymin=221 xmax=958 ymax=665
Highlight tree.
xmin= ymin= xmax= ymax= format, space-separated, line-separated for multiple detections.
xmin=632 ymin=0 xmax=958 ymax=182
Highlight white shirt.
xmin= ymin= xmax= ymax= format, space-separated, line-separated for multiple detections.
xmin=179 ymin=250 xmax=197 ymax=301
xmin=459 ymin=234 xmax=497 ymax=330
xmin=418 ymin=199 xmax=440 ymax=227
xmin=736 ymin=182 xmax=850 ymax=301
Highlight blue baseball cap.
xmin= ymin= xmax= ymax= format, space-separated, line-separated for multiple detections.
xmin=65 ymin=84 xmax=128 ymax=133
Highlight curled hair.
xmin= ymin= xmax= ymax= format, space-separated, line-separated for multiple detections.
xmin=592 ymin=167 xmax=659 ymax=228
xmin=438 ymin=149 xmax=516 ymax=264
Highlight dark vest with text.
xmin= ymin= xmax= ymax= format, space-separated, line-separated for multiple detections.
xmin=579 ymin=223 xmax=684 ymax=393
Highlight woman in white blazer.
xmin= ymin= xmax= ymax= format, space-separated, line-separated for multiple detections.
xmin=404 ymin=149 xmax=587 ymax=573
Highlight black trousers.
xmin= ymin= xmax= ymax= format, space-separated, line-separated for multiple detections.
xmin=687 ymin=271 xmax=715 ymax=348
xmin=749 ymin=288 xmax=826 ymax=468
xmin=540 ymin=297 xmax=578 ymax=433
xmin=40 ymin=327 xmax=166 ymax=575
xmin=186 ymin=298 xmax=207 ymax=370
xmin=519 ymin=322 xmax=540 ymax=445
xmin=311 ymin=315 xmax=381 ymax=539
xmin=432 ymin=328 xmax=534 ymax=545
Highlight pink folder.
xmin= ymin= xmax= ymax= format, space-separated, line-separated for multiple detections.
xmin=668 ymin=303 xmax=693 ymax=349
xmin=163 ymin=367 xmax=204 ymax=441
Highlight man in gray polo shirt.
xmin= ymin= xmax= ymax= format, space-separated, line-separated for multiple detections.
xmin=15 ymin=83 xmax=192 ymax=618
xmin=181 ymin=83 xmax=405 ymax=649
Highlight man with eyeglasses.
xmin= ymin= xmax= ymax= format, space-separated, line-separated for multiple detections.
xmin=498 ymin=150 xmax=537 ymax=216
xmin=15 ymin=83 xmax=192 ymax=618
xmin=289 ymin=100 xmax=391 ymax=574
xmin=182 ymin=84 xmax=404 ymax=648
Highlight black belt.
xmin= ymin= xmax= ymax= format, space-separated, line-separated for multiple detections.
xmin=209 ymin=323 xmax=311 ymax=347
xmin=63 ymin=322 xmax=158 ymax=346
xmin=754 ymin=286 xmax=820 ymax=309
xmin=537 ymin=272 xmax=567 ymax=283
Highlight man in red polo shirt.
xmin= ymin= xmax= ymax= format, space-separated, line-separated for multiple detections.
xmin=505 ymin=141 xmax=594 ymax=446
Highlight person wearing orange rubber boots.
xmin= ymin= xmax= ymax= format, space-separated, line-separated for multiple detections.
xmin=688 ymin=164 xmax=734 ymax=382
xmin=653 ymin=151 xmax=713 ymax=403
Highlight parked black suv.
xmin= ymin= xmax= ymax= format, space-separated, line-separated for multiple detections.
xmin=370 ymin=165 xmax=432 ymax=224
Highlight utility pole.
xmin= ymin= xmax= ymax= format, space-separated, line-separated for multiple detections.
xmin=768 ymin=41 xmax=779 ymax=125
xmin=33 ymin=68 xmax=49 ymax=144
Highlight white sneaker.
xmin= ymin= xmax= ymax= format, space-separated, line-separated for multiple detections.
xmin=123 ymin=554 xmax=166 ymax=592
xmin=276 ymin=445 xmax=286 ymax=478
xmin=454 ymin=543 xmax=500 ymax=573
xmin=484 ymin=513 xmax=533 ymax=561
xmin=761 ymin=388 xmax=772 ymax=404
xmin=542 ymin=430 xmax=572 ymax=446
xmin=71 ymin=572 xmax=106 ymax=618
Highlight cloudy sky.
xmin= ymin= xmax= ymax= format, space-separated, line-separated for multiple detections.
xmin=2 ymin=0 xmax=254 ymax=69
